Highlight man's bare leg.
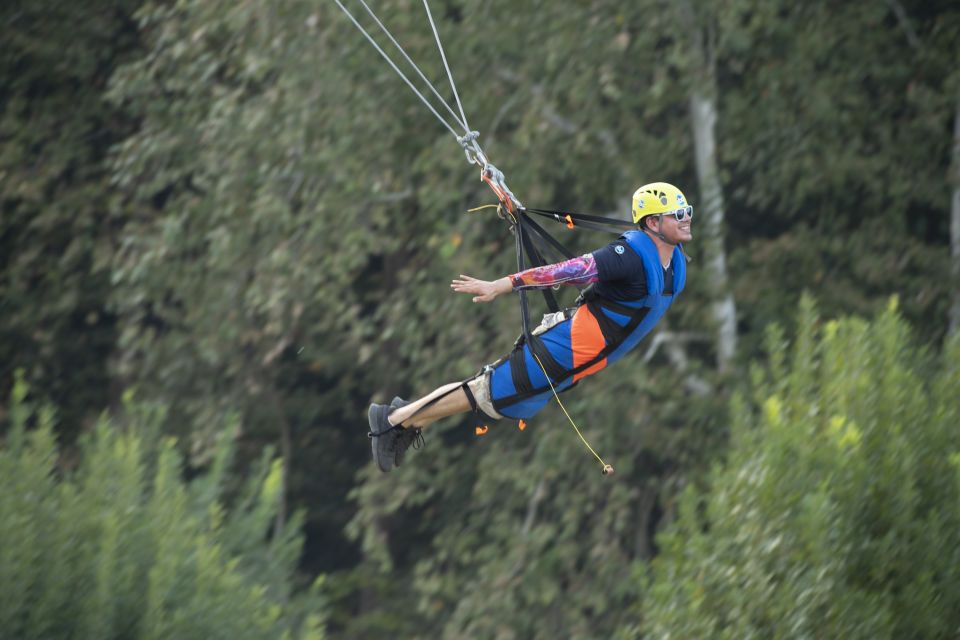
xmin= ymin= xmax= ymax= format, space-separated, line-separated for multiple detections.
xmin=388 ymin=382 xmax=472 ymax=429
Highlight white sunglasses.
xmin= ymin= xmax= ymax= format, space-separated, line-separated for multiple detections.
xmin=661 ymin=206 xmax=693 ymax=221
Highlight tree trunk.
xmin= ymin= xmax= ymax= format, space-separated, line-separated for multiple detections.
xmin=689 ymin=86 xmax=737 ymax=371
xmin=679 ymin=0 xmax=737 ymax=372
xmin=950 ymin=95 xmax=960 ymax=337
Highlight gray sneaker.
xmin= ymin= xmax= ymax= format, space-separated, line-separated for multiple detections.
xmin=367 ymin=398 xmax=422 ymax=472
xmin=367 ymin=403 xmax=396 ymax=472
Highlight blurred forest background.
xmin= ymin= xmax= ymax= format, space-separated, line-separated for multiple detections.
xmin=1 ymin=0 xmax=959 ymax=638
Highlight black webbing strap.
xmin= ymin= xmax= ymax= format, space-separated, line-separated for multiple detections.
xmin=514 ymin=212 xmax=571 ymax=381
xmin=527 ymin=334 xmax=569 ymax=382
xmin=562 ymin=219 xmax=629 ymax=234
xmin=586 ymin=299 xmax=626 ymax=346
xmin=508 ymin=347 xmax=533 ymax=396
xmin=461 ymin=380 xmax=479 ymax=412
xmin=519 ymin=216 xmax=560 ymax=314
xmin=492 ymin=300 xmax=653 ymax=411
xmin=524 ymin=207 xmax=634 ymax=233
xmin=502 ymin=212 xmax=578 ymax=407
xmin=514 ymin=213 xmax=533 ymax=338
xmin=521 ymin=213 xmax=578 ymax=262
xmin=513 ymin=210 xmax=585 ymax=336
xmin=584 ymin=294 xmax=652 ymax=318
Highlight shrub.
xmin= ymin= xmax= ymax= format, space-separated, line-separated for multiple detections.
xmin=0 ymin=375 xmax=325 ymax=640
xmin=642 ymin=297 xmax=960 ymax=638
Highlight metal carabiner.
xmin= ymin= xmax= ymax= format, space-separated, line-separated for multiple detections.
xmin=480 ymin=164 xmax=513 ymax=214
xmin=457 ymin=131 xmax=483 ymax=165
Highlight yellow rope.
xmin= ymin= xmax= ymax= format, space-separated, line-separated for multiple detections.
xmin=466 ymin=203 xmax=500 ymax=213
xmin=532 ymin=352 xmax=614 ymax=476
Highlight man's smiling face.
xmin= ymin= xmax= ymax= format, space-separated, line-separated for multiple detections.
xmin=649 ymin=208 xmax=693 ymax=244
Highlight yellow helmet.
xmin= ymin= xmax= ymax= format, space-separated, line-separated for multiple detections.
xmin=631 ymin=182 xmax=690 ymax=225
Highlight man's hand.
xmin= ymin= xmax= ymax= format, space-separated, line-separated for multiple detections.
xmin=451 ymin=275 xmax=513 ymax=303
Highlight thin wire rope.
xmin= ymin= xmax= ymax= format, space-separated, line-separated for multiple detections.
xmin=421 ymin=0 xmax=470 ymax=132
xmin=354 ymin=0 xmax=468 ymax=132
xmin=333 ymin=0 xmax=462 ymax=140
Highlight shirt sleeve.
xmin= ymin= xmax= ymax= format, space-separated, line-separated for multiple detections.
xmin=591 ymin=239 xmax=645 ymax=282
xmin=509 ymin=254 xmax=600 ymax=290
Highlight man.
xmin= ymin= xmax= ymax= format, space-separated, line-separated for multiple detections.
xmin=367 ymin=181 xmax=693 ymax=472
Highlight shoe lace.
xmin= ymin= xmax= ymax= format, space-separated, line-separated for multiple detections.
xmin=391 ymin=426 xmax=424 ymax=468
xmin=410 ymin=428 xmax=424 ymax=450
xmin=399 ymin=426 xmax=424 ymax=450
xmin=367 ymin=425 xmax=423 ymax=449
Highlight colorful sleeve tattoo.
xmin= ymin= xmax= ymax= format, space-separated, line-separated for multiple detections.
xmin=509 ymin=254 xmax=599 ymax=290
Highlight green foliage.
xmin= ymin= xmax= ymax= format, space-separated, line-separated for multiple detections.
xmin=720 ymin=0 xmax=957 ymax=228
xmin=0 ymin=374 xmax=325 ymax=640
xmin=642 ymin=297 xmax=960 ymax=638
xmin=0 ymin=0 xmax=138 ymax=437
xmin=3 ymin=0 xmax=958 ymax=637
xmin=722 ymin=0 xmax=959 ymax=344
xmin=344 ymin=359 xmax=726 ymax=640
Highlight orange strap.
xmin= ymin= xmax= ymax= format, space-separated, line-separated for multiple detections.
xmin=480 ymin=170 xmax=516 ymax=214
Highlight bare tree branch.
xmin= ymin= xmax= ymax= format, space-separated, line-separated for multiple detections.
xmin=521 ymin=477 xmax=547 ymax=537
xmin=885 ymin=0 xmax=921 ymax=50
xmin=949 ymin=97 xmax=960 ymax=336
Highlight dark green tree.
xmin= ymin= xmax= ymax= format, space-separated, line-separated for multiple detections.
xmin=721 ymin=0 xmax=958 ymax=347
xmin=0 ymin=0 xmax=139 ymax=438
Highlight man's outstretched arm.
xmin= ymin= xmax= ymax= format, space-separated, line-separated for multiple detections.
xmin=451 ymin=254 xmax=599 ymax=303
xmin=508 ymin=254 xmax=599 ymax=289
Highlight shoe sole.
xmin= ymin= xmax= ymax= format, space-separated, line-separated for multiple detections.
xmin=368 ymin=403 xmax=394 ymax=472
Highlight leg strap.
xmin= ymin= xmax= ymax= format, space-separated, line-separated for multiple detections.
xmin=461 ymin=380 xmax=479 ymax=413
xmin=463 ymin=367 xmax=504 ymax=422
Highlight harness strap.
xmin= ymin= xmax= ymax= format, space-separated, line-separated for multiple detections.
xmin=508 ymin=346 xmax=534 ymax=396
xmin=461 ymin=379 xmax=479 ymax=412
xmin=584 ymin=291 xmax=654 ymax=318
xmin=492 ymin=299 xmax=653 ymax=410
xmin=521 ymin=213 xmax=578 ymax=262
xmin=586 ymin=299 xmax=627 ymax=346
xmin=524 ymin=207 xmax=634 ymax=232
xmin=514 ymin=212 xmax=533 ymax=339
xmin=558 ymin=218 xmax=630 ymax=234
xmin=518 ymin=220 xmax=561 ymax=314
xmin=527 ymin=334 xmax=569 ymax=383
